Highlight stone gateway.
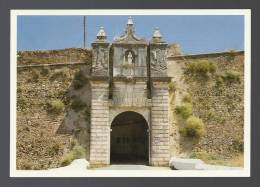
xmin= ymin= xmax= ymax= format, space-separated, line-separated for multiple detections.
xmin=89 ymin=17 xmax=171 ymax=167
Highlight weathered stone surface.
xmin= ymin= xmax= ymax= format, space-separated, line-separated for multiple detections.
xmin=169 ymin=157 xmax=243 ymax=170
xmin=16 ymin=64 xmax=91 ymax=170
xmin=17 ymin=48 xmax=91 ymax=65
xmin=88 ymin=17 xmax=171 ymax=167
xmin=169 ymin=157 xmax=204 ymax=170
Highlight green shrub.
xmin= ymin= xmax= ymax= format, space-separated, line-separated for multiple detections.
xmin=184 ymin=116 xmax=206 ymax=138
xmin=60 ymin=145 xmax=86 ymax=166
xmin=175 ymin=103 xmax=193 ymax=119
xmin=73 ymin=71 xmax=86 ymax=90
xmin=70 ymin=139 xmax=77 ymax=149
xmin=215 ymin=70 xmax=241 ymax=86
xmin=186 ymin=60 xmax=216 ymax=77
xmin=179 ymin=127 xmax=187 ymax=136
xmin=222 ymin=70 xmax=241 ymax=83
xmin=71 ymin=98 xmax=86 ymax=112
xmin=168 ymin=81 xmax=177 ymax=92
xmin=47 ymin=99 xmax=65 ymax=114
xmin=72 ymin=145 xmax=86 ymax=158
xmin=182 ymin=94 xmax=192 ymax=103
xmin=215 ymin=75 xmax=224 ymax=87
xmin=60 ymin=153 xmax=74 ymax=166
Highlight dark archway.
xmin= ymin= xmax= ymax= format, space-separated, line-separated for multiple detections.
xmin=110 ymin=111 xmax=149 ymax=164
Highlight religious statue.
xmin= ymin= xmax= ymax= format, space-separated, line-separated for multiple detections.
xmin=123 ymin=51 xmax=135 ymax=78
xmin=127 ymin=51 xmax=133 ymax=64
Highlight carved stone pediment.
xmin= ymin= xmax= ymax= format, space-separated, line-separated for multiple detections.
xmin=113 ymin=17 xmax=147 ymax=45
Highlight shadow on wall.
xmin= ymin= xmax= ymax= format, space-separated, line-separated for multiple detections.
xmin=54 ymin=66 xmax=92 ymax=160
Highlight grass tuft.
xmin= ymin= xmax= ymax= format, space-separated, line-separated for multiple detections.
xmin=175 ymin=103 xmax=193 ymax=119
xmin=182 ymin=116 xmax=206 ymax=138
xmin=47 ymin=99 xmax=65 ymax=114
xmin=185 ymin=60 xmax=216 ymax=77
xmin=60 ymin=145 xmax=86 ymax=166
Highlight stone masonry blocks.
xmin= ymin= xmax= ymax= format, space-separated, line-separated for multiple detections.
xmin=150 ymin=82 xmax=170 ymax=166
xmin=89 ymin=81 xmax=110 ymax=167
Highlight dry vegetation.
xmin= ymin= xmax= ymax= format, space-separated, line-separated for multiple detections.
xmin=17 ymin=62 xmax=91 ymax=170
xmin=17 ymin=48 xmax=92 ymax=65
xmin=168 ymin=52 xmax=244 ymax=167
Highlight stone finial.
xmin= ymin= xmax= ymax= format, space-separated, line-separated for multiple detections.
xmin=113 ymin=16 xmax=146 ymax=44
xmin=153 ymin=27 xmax=162 ymax=39
xmin=127 ymin=16 xmax=134 ymax=25
xmin=153 ymin=27 xmax=162 ymax=42
xmin=96 ymin=26 xmax=107 ymax=41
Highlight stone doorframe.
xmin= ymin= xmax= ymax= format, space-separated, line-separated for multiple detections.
xmin=109 ymin=107 xmax=151 ymax=165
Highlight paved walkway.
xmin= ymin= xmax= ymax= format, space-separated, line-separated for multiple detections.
xmin=13 ymin=159 xmax=243 ymax=177
xmin=94 ymin=164 xmax=171 ymax=170
xmin=47 ymin=159 xmax=242 ymax=171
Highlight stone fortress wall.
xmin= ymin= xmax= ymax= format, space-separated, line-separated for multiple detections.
xmin=16 ymin=48 xmax=244 ymax=169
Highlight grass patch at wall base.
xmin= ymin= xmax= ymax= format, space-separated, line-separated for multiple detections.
xmin=60 ymin=145 xmax=86 ymax=166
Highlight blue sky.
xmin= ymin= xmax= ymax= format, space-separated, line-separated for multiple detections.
xmin=17 ymin=15 xmax=244 ymax=54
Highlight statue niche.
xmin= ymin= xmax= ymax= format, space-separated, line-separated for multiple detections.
xmin=122 ymin=50 xmax=135 ymax=77
xmin=124 ymin=50 xmax=135 ymax=65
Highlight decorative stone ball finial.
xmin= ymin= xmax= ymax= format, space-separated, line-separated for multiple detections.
xmin=96 ymin=26 xmax=107 ymax=41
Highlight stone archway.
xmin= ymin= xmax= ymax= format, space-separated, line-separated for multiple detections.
xmin=110 ymin=111 xmax=149 ymax=164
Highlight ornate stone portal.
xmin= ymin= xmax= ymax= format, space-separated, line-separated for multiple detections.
xmin=89 ymin=17 xmax=171 ymax=167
